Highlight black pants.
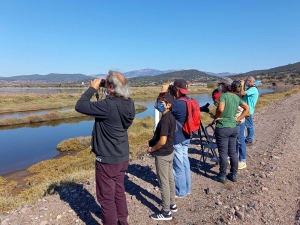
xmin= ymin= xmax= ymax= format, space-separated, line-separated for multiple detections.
xmin=215 ymin=127 xmax=239 ymax=177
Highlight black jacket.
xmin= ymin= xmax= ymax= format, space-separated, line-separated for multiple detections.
xmin=75 ymin=87 xmax=135 ymax=164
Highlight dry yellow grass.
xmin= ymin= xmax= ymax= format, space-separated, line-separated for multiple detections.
xmin=56 ymin=136 xmax=91 ymax=152
xmin=0 ymin=86 xmax=212 ymax=113
xmin=0 ymin=105 xmax=146 ymax=127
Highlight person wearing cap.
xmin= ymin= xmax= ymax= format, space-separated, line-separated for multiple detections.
xmin=217 ymin=77 xmax=234 ymax=93
xmin=240 ymin=76 xmax=259 ymax=145
xmin=213 ymin=82 xmax=249 ymax=183
xmin=148 ymin=92 xmax=177 ymax=221
xmin=161 ymin=79 xmax=192 ymax=198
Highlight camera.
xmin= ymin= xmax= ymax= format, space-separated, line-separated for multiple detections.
xmin=99 ymin=79 xmax=106 ymax=88
xmin=200 ymin=103 xmax=210 ymax=113
xmin=233 ymin=80 xmax=241 ymax=86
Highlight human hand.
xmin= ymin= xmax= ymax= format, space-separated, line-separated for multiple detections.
xmin=161 ymin=82 xmax=171 ymax=92
xmin=240 ymin=80 xmax=245 ymax=85
xmin=147 ymin=147 xmax=152 ymax=153
xmin=90 ymin=79 xmax=102 ymax=90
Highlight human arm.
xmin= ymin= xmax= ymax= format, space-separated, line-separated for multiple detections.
xmin=75 ymin=79 xmax=109 ymax=118
xmin=240 ymin=80 xmax=247 ymax=96
xmin=147 ymin=135 xmax=167 ymax=153
xmin=236 ymin=102 xmax=249 ymax=122
xmin=214 ymin=101 xmax=225 ymax=120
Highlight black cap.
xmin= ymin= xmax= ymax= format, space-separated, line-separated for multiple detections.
xmin=173 ymin=79 xmax=189 ymax=94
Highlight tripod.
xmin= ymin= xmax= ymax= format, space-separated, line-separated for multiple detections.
xmin=197 ymin=105 xmax=219 ymax=176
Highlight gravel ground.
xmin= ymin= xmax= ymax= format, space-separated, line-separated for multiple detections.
xmin=1 ymin=92 xmax=300 ymax=225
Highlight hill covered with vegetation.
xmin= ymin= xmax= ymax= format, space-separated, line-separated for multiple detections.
xmin=128 ymin=69 xmax=219 ymax=86
xmin=231 ymin=61 xmax=300 ymax=85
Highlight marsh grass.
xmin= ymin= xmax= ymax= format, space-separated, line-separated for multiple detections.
xmin=56 ymin=137 xmax=91 ymax=152
xmin=130 ymin=86 xmax=213 ymax=101
xmin=0 ymin=93 xmax=80 ymax=114
xmin=0 ymin=104 xmax=146 ymax=127
xmin=0 ymin=86 xmax=212 ymax=114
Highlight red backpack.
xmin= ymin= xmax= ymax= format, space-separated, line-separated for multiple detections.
xmin=179 ymin=97 xmax=201 ymax=135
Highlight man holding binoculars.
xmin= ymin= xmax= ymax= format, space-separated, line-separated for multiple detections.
xmin=75 ymin=71 xmax=135 ymax=225
xmin=240 ymin=76 xmax=259 ymax=145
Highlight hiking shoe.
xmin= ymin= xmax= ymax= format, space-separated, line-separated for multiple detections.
xmin=227 ymin=173 xmax=238 ymax=182
xmin=170 ymin=204 xmax=178 ymax=212
xmin=211 ymin=157 xmax=220 ymax=163
xmin=212 ymin=175 xmax=227 ymax=184
xmin=175 ymin=195 xmax=186 ymax=198
xmin=238 ymin=162 xmax=247 ymax=170
xmin=150 ymin=210 xmax=172 ymax=220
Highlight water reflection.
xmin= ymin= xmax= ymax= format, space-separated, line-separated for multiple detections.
xmin=0 ymin=120 xmax=95 ymax=174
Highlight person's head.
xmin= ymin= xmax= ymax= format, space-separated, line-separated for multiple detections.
xmin=245 ymin=76 xmax=255 ymax=87
xmin=217 ymin=77 xmax=233 ymax=93
xmin=172 ymin=79 xmax=189 ymax=98
xmin=226 ymin=83 xmax=238 ymax=93
xmin=106 ymin=70 xmax=130 ymax=98
xmin=156 ymin=92 xmax=174 ymax=113
xmin=212 ymin=88 xmax=221 ymax=106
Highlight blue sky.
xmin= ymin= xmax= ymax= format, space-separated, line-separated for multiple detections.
xmin=1 ymin=0 xmax=300 ymax=77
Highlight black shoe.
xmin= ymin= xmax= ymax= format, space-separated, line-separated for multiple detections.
xmin=227 ymin=173 xmax=238 ymax=182
xmin=170 ymin=204 xmax=178 ymax=212
xmin=212 ymin=175 xmax=227 ymax=184
xmin=150 ymin=210 xmax=172 ymax=220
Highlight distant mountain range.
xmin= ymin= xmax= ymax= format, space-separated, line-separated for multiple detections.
xmin=91 ymin=69 xmax=180 ymax=78
xmin=0 ymin=61 xmax=299 ymax=86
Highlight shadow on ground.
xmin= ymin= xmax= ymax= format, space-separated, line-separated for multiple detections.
xmin=125 ymin=163 xmax=161 ymax=213
xmin=52 ymin=182 xmax=102 ymax=225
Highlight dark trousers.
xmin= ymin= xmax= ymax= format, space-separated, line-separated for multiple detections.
xmin=95 ymin=160 xmax=129 ymax=225
xmin=215 ymin=127 xmax=239 ymax=177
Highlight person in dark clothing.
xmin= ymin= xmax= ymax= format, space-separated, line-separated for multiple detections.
xmin=148 ymin=92 xmax=177 ymax=221
xmin=75 ymin=70 xmax=135 ymax=225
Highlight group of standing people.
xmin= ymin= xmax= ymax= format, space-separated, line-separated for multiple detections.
xmin=75 ymin=71 xmax=259 ymax=224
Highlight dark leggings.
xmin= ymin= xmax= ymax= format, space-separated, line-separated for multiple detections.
xmin=215 ymin=127 xmax=239 ymax=177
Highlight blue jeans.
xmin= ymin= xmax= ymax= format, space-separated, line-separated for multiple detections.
xmin=236 ymin=122 xmax=246 ymax=162
xmin=173 ymin=139 xmax=191 ymax=197
xmin=245 ymin=114 xmax=255 ymax=142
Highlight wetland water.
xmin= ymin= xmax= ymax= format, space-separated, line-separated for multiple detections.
xmin=0 ymin=88 xmax=274 ymax=175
